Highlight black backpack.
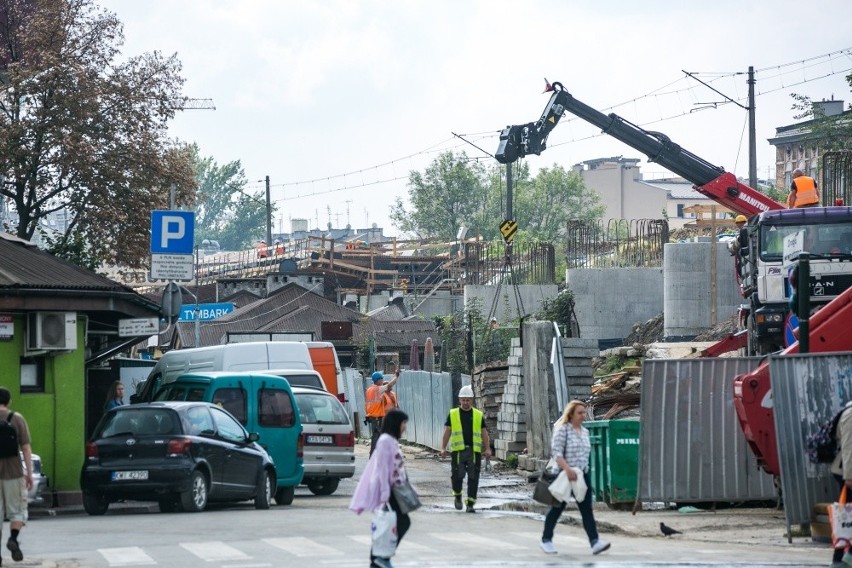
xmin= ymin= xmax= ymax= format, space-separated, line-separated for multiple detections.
xmin=807 ymin=407 xmax=847 ymax=465
xmin=0 ymin=412 xmax=18 ymax=458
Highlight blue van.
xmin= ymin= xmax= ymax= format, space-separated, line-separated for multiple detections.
xmin=153 ymin=372 xmax=303 ymax=505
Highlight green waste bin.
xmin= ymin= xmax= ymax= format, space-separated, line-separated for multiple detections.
xmin=586 ymin=419 xmax=640 ymax=506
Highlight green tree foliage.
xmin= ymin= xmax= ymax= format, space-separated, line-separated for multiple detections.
xmin=790 ymin=72 xmax=852 ymax=151
xmin=190 ymin=145 xmax=270 ymax=250
xmin=392 ymin=151 xmax=604 ymax=243
xmin=536 ymin=288 xmax=579 ymax=337
xmin=391 ymin=151 xmax=487 ymax=241
xmin=0 ymin=0 xmax=196 ymax=267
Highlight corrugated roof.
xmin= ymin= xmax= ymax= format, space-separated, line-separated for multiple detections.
xmin=0 ymin=232 xmax=139 ymax=291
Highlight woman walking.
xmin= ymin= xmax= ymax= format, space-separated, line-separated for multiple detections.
xmin=350 ymin=408 xmax=412 ymax=568
xmin=540 ymin=400 xmax=610 ymax=556
xmin=103 ymin=382 xmax=125 ymax=411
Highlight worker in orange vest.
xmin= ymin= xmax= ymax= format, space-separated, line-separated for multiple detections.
xmin=274 ymin=240 xmax=284 ymax=256
xmin=365 ymin=369 xmax=400 ymax=456
xmin=788 ymin=169 xmax=820 ymax=208
xmin=256 ymin=240 xmax=268 ymax=259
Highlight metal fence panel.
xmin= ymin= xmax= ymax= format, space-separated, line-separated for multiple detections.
xmin=639 ymin=358 xmax=776 ymax=502
xmin=341 ymin=368 xmax=365 ymax=433
xmin=770 ymin=353 xmax=852 ymax=533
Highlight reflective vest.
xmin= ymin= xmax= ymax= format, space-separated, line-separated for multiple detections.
xmin=792 ymin=176 xmax=819 ymax=207
xmin=365 ymin=385 xmax=386 ymax=418
xmin=385 ymin=391 xmax=398 ymax=410
xmin=448 ymin=407 xmax=483 ymax=453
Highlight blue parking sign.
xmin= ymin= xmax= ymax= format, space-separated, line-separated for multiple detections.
xmin=151 ymin=211 xmax=195 ymax=254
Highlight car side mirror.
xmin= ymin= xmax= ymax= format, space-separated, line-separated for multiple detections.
xmin=247 ymin=432 xmax=260 ymax=443
xmin=129 ymin=394 xmax=139 ymax=404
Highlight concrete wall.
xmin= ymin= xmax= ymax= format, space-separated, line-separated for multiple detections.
xmin=663 ymin=241 xmax=740 ymax=339
xmin=578 ymin=160 xmax=666 ymax=221
xmin=566 ymin=267 xmax=663 ymax=346
xmin=463 ymin=284 xmax=558 ymax=323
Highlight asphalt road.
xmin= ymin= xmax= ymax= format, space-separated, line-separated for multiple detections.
xmin=19 ymin=442 xmax=829 ymax=567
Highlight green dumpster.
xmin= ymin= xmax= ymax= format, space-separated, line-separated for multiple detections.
xmin=586 ymin=419 xmax=640 ymax=506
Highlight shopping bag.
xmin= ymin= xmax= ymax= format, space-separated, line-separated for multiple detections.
xmin=829 ymin=486 xmax=852 ymax=549
xmin=371 ymin=505 xmax=398 ymax=558
xmin=548 ymin=470 xmax=572 ymax=502
xmin=391 ymin=478 xmax=422 ymax=514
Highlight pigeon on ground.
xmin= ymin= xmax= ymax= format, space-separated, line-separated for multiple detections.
xmin=660 ymin=522 xmax=683 ymax=537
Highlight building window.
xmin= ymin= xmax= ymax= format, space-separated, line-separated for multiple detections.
xmin=676 ymin=204 xmax=684 ymax=218
xmin=20 ymin=357 xmax=45 ymax=393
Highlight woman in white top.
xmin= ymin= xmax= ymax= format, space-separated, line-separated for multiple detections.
xmin=540 ymin=400 xmax=610 ymax=556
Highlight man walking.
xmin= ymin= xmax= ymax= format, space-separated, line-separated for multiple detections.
xmin=365 ymin=369 xmax=399 ymax=456
xmin=0 ymin=387 xmax=32 ymax=563
xmin=441 ymin=385 xmax=491 ymax=513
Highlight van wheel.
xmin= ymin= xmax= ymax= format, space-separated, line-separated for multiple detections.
xmin=275 ymin=485 xmax=295 ymax=505
xmin=308 ymin=478 xmax=340 ymax=496
xmin=181 ymin=470 xmax=208 ymax=512
xmin=83 ymin=491 xmax=109 ymax=516
xmin=255 ymin=469 xmax=273 ymax=510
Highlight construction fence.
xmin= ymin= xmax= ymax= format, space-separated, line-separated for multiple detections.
xmin=567 ymin=218 xmax=669 ymax=269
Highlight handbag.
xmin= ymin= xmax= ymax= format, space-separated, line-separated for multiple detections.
xmin=532 ymin=459 xmax=561 ymax=507
xmin=391 ymin=477 xmax=422 ymax=514
xmin=829 ymin=486 xmax=852 ymax=549
xmin=371 ymin=505 xmax=398 ymax=558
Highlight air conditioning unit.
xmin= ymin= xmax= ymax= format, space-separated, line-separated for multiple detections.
xmin=27 ymin=312 xmax=78 ymax=351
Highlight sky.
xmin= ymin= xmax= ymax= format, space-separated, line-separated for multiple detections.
xmin=99 ymin=0 xmax=852 ymax=237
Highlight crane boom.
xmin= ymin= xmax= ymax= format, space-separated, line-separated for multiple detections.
xmin=496 ymin=81 xmax=783 ymax=216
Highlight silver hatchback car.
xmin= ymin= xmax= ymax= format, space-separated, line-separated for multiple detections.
xmin=292 ymin=387 xmax=355 ymax=495
xmin=26 ymin=453 xmax=49 ymax=507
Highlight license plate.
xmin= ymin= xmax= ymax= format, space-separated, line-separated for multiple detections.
xmin=112 ymin=470 xmax=149 ymax=481
xmin=306 ymin=435 xmax=333 ymax=445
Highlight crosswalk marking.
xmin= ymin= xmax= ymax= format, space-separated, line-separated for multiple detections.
xmin=98 ymin=546 xmax=156 ymax=566
xmin=430 ymin=532 xmax=517 ymax=549
xmin=180 ymin=541 xmax=251 ymax=562
xmin=349 ymin=534 xmax=434 ymax=552
xmin=263 ymin=536 xmax=344 ymax=557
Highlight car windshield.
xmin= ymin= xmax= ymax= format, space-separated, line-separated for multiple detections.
xmin=97 ymin=409 xmax=180 ymax=438
xmin=275 ymin=374 xmax=323 ymax=389
xmin=296 ymin=393 xmax=349 ymax=425
xmin=760 ymin=221 xmax=852 ymax=262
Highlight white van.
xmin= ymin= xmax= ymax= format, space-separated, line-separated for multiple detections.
xmin=130 ymin=342 xmax=313 ymax=403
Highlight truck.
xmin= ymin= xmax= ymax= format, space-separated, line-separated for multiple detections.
xmin=497 ymin=81 xmax=852 ymax=476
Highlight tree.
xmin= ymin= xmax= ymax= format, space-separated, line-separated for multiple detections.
xmin=0 ymin=0 xmax=196 ymax=268
xmin=191 ymin=145 xmax=270 ymax=251
xmin=390 ymin=151 xmax=487 ymax=241
xmin=790 ymin=72 xmax=852 ymax=151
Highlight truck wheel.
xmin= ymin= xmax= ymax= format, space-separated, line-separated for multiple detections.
xmin=275 ymin=485 xmax=295 ymax=505
xmin=83 ymin=491 xmax=109 ymax=516
xmin=255 ymin=469 xmax=273 ymax=510
xmin=307 ymin=478 xmax=340 ymax=496
xmin=181 ymin=470 xmax=208 ymax=512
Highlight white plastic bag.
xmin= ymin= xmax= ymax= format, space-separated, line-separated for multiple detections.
xmin=371 ymin=505 xmax=398 ymax=558
xmin=548 ymin=467 xmax=587 ymax=503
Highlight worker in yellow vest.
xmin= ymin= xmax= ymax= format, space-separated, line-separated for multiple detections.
xmin=788 ymin=169 xmax=820 ymax=208
xmin=365 ymin=369 xmax=399 ymax=456
xmin=440 ymin=385 xmax=491 ymax=513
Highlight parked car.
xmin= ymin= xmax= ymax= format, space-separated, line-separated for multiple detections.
xmin=26 ymin=453 xmax=49 ymax=507
xmin=80 ymin=402 xmax=276 ymax=515
xmin=291 ymin=386 xmax=355 ymax=495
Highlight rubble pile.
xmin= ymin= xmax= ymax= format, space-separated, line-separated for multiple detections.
xmin=588 ymin=350 xmax=643 ymax=420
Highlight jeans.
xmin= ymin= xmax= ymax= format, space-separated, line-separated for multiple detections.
xmin=371 ymin=493 xmax=411 ymax=563
xmin=368 ymin=418 xmax=383 ymax=457
xmin=451 ymin=447 xmax=482 ymax=504
xmin=541 ymin=470 xmax=599 ymax=545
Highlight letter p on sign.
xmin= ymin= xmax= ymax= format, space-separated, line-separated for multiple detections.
xmin=150 ymin=210 xmax=195 ymax=255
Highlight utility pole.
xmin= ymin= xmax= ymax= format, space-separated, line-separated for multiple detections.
xmin=265 ymin=175 xmax=272 ymax=246
xmin=748 ymin=66 xmax=757 ymax=190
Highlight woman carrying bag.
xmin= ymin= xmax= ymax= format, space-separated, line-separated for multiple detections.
xmin=539 ymin=400 xmax=610 ymax=557
xmin=350 ymin=409 xmax=414 ymax=568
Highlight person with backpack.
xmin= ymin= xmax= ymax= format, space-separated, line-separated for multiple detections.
xmin=0 ymin=387 xmax=32 ymax=563
xmin=829 ymin=402 xmax=852 ymax=567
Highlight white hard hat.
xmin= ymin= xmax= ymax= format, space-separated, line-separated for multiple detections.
xmin=458 ymin=385 xmax=474 ymax=398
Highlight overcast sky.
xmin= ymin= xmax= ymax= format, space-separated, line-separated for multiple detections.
xmin=100 ymin=0 xmax=852 ymax=236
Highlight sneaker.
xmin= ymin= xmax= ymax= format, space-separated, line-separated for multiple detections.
xmin=591 ymin=539 xmax=611 ymax=555
xmin=466 ymin=504 xmax=475 ymax=513
xmin=372 ymin=558 xmax=394 ymax=568
xmin=540 ymin=540 xmax=557 ymax=554
xmin=6 ymin=538 xmax=22 ymax=562
xmin=454 ymin=495 xmax=462 ymax=510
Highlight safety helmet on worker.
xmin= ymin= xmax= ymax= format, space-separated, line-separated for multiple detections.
xmin=735 ymin=215 xmax=747 ymax=224
xmin=458 ymin=385 xmax=474 ymax=398
xmin=371 ymin=371 xmax=384 ymax=382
